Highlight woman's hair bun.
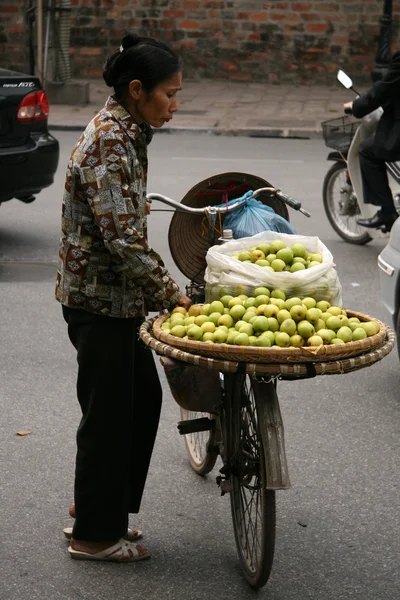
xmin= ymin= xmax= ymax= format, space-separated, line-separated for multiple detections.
xmin=121 ymin=31 xmax=141 ymax=51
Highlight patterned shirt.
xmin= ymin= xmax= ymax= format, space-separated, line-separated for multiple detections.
xmin=55 ymin=96 xmax=181 ymax=318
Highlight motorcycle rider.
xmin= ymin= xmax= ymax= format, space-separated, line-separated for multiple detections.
xmin=344 ymin=50 xmax=400 ymax=230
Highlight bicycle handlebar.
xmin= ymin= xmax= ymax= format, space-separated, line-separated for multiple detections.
xmin=147 ymin=187 xmax=311 ymax=218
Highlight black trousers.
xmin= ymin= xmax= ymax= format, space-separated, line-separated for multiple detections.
xmin=62 ymin=306 xmax=162 ymax=542
xmin=358 ymin=137 xmax=397 ymax=217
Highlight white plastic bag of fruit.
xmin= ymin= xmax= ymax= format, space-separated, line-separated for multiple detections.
xmin=205 ymin=231 xmax=343 ymax=306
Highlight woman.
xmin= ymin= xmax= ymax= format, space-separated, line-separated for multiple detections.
xmin=55 ymin=31 xmax=191 ymax=562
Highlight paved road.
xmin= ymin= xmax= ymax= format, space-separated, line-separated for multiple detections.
xmin=0 ymin=132 xmax=399 ymax=600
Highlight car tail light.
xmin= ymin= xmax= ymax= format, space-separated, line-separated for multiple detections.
xmin=16 ymin=90 xmax=49 ymax=122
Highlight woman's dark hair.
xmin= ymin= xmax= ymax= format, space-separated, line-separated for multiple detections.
xmin=103 ymin=31 xmax=182 ymax=99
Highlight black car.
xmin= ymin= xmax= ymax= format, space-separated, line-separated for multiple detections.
xmin=0 ymin=68 xmax=59 ymax=205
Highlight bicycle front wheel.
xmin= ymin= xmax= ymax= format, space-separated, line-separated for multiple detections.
xmin=225 ymin=373 xmax=276 ymax=589
xmin=180 ymin=408 xmax=218 ymax=475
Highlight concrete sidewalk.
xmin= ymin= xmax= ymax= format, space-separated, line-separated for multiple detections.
xmin=48 ymin=78 xmax=354 ymax=139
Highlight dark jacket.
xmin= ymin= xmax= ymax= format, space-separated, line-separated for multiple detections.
xmin=352 ymin=50 xmax=400 ymax=160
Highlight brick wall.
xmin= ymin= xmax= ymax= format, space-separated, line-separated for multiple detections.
xmin=1 ymin=0 xmax=399 ymax=84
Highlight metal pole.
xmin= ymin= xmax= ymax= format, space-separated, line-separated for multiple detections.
xmin=371 ymin=0 xmax=393 ymax=82
xmin=36 ymin=0 xmax=43 ymax=80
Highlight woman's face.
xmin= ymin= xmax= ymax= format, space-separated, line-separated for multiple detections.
xmin=129 ymin=71 xmax=182 ymax=128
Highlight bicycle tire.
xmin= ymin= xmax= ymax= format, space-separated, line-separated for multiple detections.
xmin=180 ymin=408 xmax=218 ymax=475
xmin=225 ymin=373 xmax=276 ymax=589
xmin=323 ymin=161 xmax=372 ymax=245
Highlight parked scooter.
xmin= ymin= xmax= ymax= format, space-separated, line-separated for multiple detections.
xmin=321 ymin=70 xmax=400 ymax=244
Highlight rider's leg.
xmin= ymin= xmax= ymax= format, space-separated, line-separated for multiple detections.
xmin=357 ymin=138 xmax=397 ymax=227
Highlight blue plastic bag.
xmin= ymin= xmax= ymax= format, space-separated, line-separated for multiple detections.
xmin=217 ymin=191 xmax=295 ymax=238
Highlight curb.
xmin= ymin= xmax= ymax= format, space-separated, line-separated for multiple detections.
xmin=49 ymin=123 xmax=323 ymax=140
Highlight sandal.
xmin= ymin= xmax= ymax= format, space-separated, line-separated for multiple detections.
xmin=63 ymin=526 xmax=143 ymax=542
xmin=68 ymin=539 xmax=151 ymax=562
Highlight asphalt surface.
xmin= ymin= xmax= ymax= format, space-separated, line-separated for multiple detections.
xmin=0 ymin=132 xmax=399 ymax=600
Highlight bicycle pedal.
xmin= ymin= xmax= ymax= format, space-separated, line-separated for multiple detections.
xmin=177 ymin=417 xmax=212 ymax=435
xmin=216 ymin=475 xmax=231 ymax=495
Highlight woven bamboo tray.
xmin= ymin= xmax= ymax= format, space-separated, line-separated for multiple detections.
xmin=152 ymin=310 xmax=388 ymax=364
xmin=140 ymin=319 xmax=395 ymax=378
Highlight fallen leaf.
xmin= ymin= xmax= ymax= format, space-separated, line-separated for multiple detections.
xmin=16 ymin=430 xmax=32 ymax=436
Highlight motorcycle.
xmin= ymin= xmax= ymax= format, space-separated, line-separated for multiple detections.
xmin=321 ymin=69 xmax=400 ymax=245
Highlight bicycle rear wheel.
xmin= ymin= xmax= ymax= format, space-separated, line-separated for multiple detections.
xmin=180 ymin=408 xmax=218 ymax=475
xmin=225 ymin=373 xmax=276 ymax=589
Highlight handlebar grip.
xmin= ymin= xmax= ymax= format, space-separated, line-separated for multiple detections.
xmin=344 ymin=107 xmax=353 ymax=115
xmin=275 ymin=190 xmax=301 ymax=211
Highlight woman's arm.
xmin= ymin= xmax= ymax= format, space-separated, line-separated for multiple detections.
xmin=78 ymin=132 xmax=182 ymax=309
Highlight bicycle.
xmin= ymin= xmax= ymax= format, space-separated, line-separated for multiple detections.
xmin=141 ymin=172 xmax=393 ymax=588
xmin=146 ymin=173 xmax=309 ymax=588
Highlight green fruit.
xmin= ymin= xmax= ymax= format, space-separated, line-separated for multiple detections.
xmin=316 ymin=300 xmax=331 ymax=312
xmin=290 ymin=334 xmax=305 ymax=347
xmin=254 ymin=286 xmax=270 ymax=297
xmin=250 ymin=249 xmax=265 ymax=262
xmin=307 ymin=261 xmax=321 ymax=269
xmin=254 ymin=295 xmax=270 ymax=307
xmin=238 ymin=323 xmax=254 ymax=336
xmin=213 ymin=328 xmax=228 ymax=343
xmin=235 ymin=332 xmax=250 ymax=346
xmin=276 ymin=247 xmax=294 ymax=264
xmin=348 ymin=321 xmax=360 ymax=332
xmin=235 ymin=320 xmax=248 ymax=331
xmin=228 ymin=297 xmax=244 ymax=308
xmin=297 ymin=320 xmax=315 ymax=338
xmin=230 ymin=304 xmax=246 ymax=321
xmin=188 ymin=304 xmax=203 ymax=317
xmin=184 ymin=316 xmax=196 ymax=326
xmin=253 ymin=316 xmax=270 ymax=332
xmin=269 ymin=298 xmax=286 ymax=310
xmin=308 ymin=335 xmax=324 ymax=346
xmin=244 ymin=297 xmax=257 ymax=308
xmin=315 ymin=318 xmax=326 ymax=332
xmin=187 ymin=325 xmax=203 ymax=340
xmin=266 ymin=253 xmax=277 ymax=263
xmin=208 ymin=312 xmax=222 ymax=324
xmin=317 ymin=329 xmax=335 ymax=343
xmin=256 ymin=304 xmax=270 ymax=316
xmin=243 ymin=310 xmax=257 ymax=322
xmin=170 ymin=325 xmax=186 ymax=338
xmin=302 ymin=297 xmax=316 ymax=309
xmin=264 ymin=304 xmax=280 ymax=318
xmin=201 ymin=321 xmax=216 ymax=334
xmin=249 ymin=336 xmax=258 ymax=346
xmin=285 ymin=297 xmax=302 ymax=310
xmin=218 ymin=313 xmax=234 ymax=328
xmin=326 ymin=316 xmax=342 ymax=331
xmin=256 ymin=244 xmax=270 ymax=256
xmin=256 ymin=335 xmax=272 ymax=347
xmin=275 ymin=332 xmax=291 ymax=347
xmin=238 ymin=251 xmax=252 ymax=262
xmin=290 ymin=304 xmax=307 ymax=322
xmin=172 ymin=306 xmax=187 ymax=316
xmin=352 ymin=327 xmax=367 ymax=341
xmin=309 ymin=253 xmax=323 ymax=263
xmin=327 ymin=306 xmax=342 ymax=316
xmin=360 ymin=321 xmax=380 ymax=336
xmin=202 ymin=332 xmax=214 ymax=342
xmin=220 ymin=295 xmax=234 ymax=307
xmin=291 ymin=243 xmax=308 ymax=259
xmin=331 ymin=338 xmax=345 ymax=345
xmin=292 ymin=256 xmax=307 ymax=265
xmin=277 ymin=309 xmax=291 ymax=324
xmin=209 ymin=300 xmax=225 ymax=314
xmin=267 ymin=317 xmax=280 ymax=332
xmin=201 ymin=303 xmax=211 ymax=315
xmin=305 ymin=308 xmax=321 ymax=324
xmin=194 ymin=315 xmax=209 ymax=326
xmin=255 ymin=259 xmax=270 ymax=267
xmin=261 ymin=330 xmax=276 ymax=344
xmin=290 ymin=262 xmax=306 ymax=272
xmin=227 ymin=331 xmax=240 ymax=344
xmin=271 ymin=259 xmax=286 ymax=272
xmin=336 ymin=326 xmax=353 ymax=343
xmin=269 ymin=240 xmax=287 ymax=254
xmin=280 ymin=318 xmax=297 ymax=336
xmin=271 ymin=288 xmax=286 ymax=301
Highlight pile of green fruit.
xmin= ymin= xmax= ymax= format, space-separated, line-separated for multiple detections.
xmin=231 ymin=239 xmax=323 ymax=273
xmin=161 ymin=287 xmax=380 ymax=348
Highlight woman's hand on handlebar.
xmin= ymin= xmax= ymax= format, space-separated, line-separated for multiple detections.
xmin=175 ymin=294 xmax=192 ymax=310
xmin=343 ymin=101 xmax=353 ymax=115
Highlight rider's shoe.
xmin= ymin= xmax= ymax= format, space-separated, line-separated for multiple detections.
xmin=356 ymin=212 xmax=397 ymax=229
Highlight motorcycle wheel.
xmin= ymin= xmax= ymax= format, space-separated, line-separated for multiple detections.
xmin=323 ymin=161 xmax=372 ymax=245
